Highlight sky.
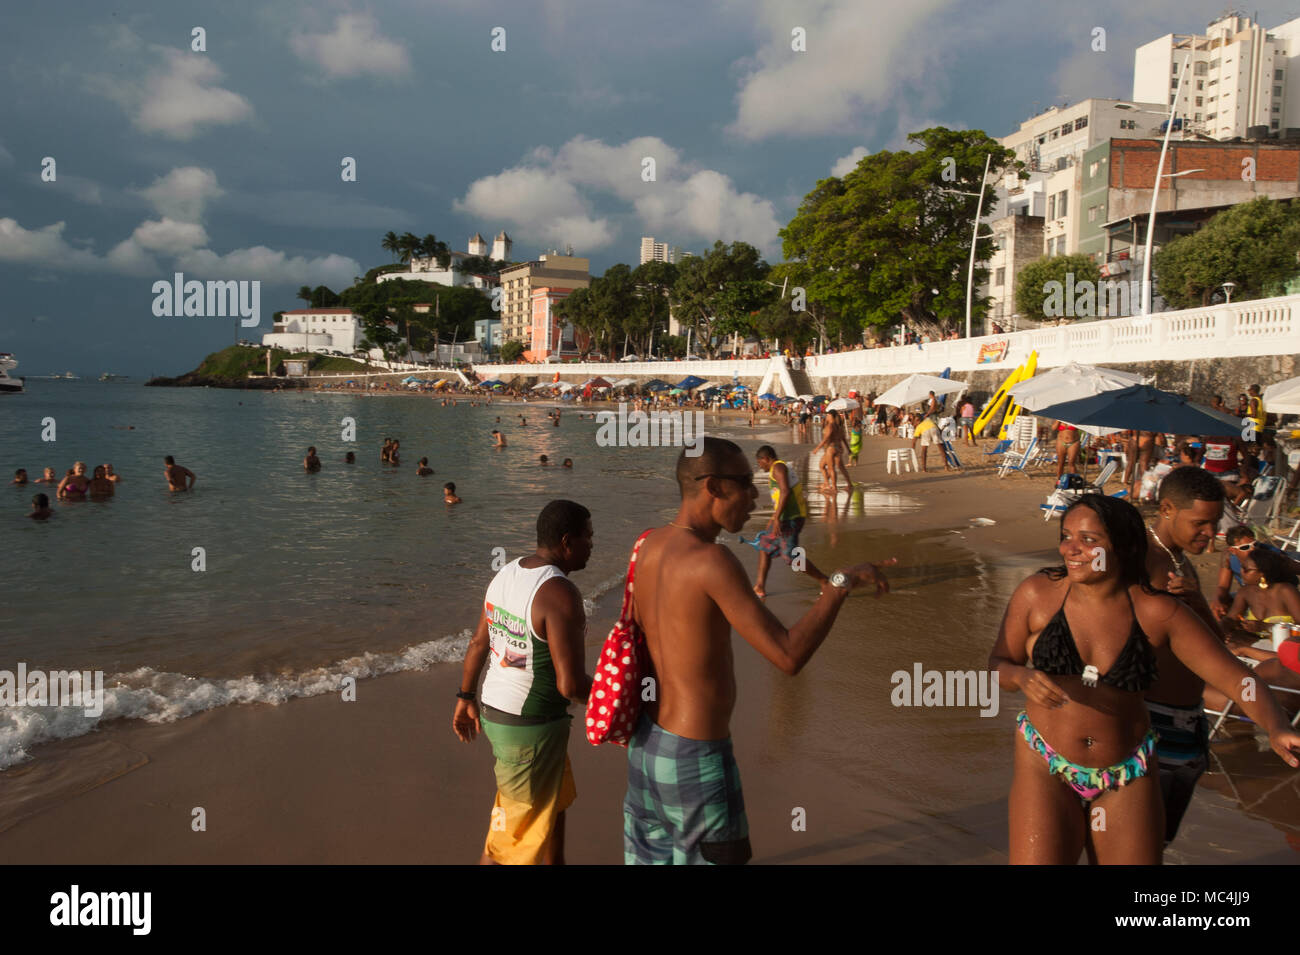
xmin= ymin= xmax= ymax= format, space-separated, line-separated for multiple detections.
xmin=2 ymin=0 xmax=1296 ymax=376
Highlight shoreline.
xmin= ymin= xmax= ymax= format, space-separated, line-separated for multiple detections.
xmin=2 ymin=431 xmax=1297 ymax=862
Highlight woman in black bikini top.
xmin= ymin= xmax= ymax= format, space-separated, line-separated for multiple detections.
xmin=990 ymin=495 xmax=1300 ymax=865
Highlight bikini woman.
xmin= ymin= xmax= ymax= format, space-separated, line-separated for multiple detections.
xmin=1205 ymin=547 xmax=1300 ymax=708
xmin=989 ymin=495 xmax=1300 ymax=864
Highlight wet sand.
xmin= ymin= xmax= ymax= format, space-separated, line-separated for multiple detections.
xmin=3 ymin=431 xmax=1298 ymax=863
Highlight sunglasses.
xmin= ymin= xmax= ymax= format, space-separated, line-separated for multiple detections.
xmin=1231 ymin=542 xmax=1256 ymax=551
xmin=694 ymin=473 xmax=755 ymax=489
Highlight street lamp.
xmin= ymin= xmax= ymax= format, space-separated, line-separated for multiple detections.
xmin=1219 ymin=281 xmax=1235 ymax=304
xmin=940 ymin=152 xmax=993 ymax=339
xmin=1115 ymin=54 xmax=1192 ymax=315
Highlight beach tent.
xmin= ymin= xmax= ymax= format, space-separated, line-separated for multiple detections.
xmin=675 ymin=374 xmax=706 ymax=390
xmin=1032 ymin=385 xmax=1241 ymax=435
xmin=1264 ymin=375 xmax=1300 ymax=414
xmin=644 ymin=379 xmax=670 ymax=392
xmin=874 ymin=373 xmax=970 ymax=408
xmin=582 ymin=376 xmax=613 ymax=389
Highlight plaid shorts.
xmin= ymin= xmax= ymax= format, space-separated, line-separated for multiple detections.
xmin=755 ymin=517 xmax=804 ymax=562
xmin=623 ymin=714 xmax=751 ymax=865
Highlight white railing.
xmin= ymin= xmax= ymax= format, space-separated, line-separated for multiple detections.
xmin=469 ymin=294 xmax=1300 ymax=383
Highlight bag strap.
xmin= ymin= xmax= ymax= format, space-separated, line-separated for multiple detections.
xmin=617 ymin=530 xmax=654 ymax=625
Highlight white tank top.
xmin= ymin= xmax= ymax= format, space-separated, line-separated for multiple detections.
xmin=481 ymin=558 xmax=570 ymax=718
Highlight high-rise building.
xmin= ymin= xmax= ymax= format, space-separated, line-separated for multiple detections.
xmin=639 ymin=237 xmax=675 ymax=264
xmin=1134 ymin=13 xmax=1299 ymax=140
xmin=498 ymin=254 xmax=590 ymax=345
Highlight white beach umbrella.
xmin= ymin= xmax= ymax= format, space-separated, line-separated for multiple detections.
xmin=1264 ymin=375 xmax=1300 ymax=414
xmin=874 ymin=374 xmax=969 ymax=408
xmin=557 ymin=382 xmax=575 ymax=392
xmin=1007 ymin=362 xmax=1151 ymax=436
xmin=826 ymin=397 xmax=861 ymax=411
xmin=611 ymin=377 xmax=638 ymax=387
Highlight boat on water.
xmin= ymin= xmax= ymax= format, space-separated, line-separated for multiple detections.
xmin=0 ymin=353 xmax=24 ymax=394
xmin=99 ymin=372 xmax=130 ymax=381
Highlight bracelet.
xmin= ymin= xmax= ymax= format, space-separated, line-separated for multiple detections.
xmin=456 ymin=690 xmax=476 ymax=702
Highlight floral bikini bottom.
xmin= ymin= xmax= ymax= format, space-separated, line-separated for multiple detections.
xmin=1017 ymin=710 xmax=1158 ymax=803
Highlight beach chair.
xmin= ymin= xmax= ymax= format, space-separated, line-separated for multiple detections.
xmin=983 ymin=439 xmax=1012 ymax=458
xmin=998 ymin=436 xmax=1040 ymax=478
xmin=1241 ymin=476 xmax=1283 ymax=526
xmin=1205 ymin=680 xmax=1300 ymax=738
xmin=1038 ymin=460 xmax=1123 ymax=520
xmin=1273 ymin=519 xmax=1300 ymax=553
xmin=941 ymin=440 xmax=962 ymax=470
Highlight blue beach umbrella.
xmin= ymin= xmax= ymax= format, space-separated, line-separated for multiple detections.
xmin=1032 ymin=385 xmax=1242 ymax=435
xmin=644 ymin=379 xmax=670 ymax=392
xmin=758 ymin=392 xmax=779 ymax=400
xmin=675 ymin=374 xmax=706 ymax=390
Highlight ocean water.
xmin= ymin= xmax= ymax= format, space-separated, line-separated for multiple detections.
xmin=0 ymin=382 xmax=908 ymax=768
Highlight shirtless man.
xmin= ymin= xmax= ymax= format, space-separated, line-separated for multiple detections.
xmin=443 ymin=482 xmax=461 ymax=504
xmin=104 ymin=463 xmax=122 ymax=483
xmin=622 ymin=437 xmax=890 ymax=864
xmin=11 ymin=468 xmax=27 ymax=485
xmin=29 ymin=493 xmax=53 ymax=520
xmin=417 ymin=457 xmax=434 ymax=476
xmin=164 ymin=455 xmax=196 ymax=492
xmin=1130 ymin=430 xmax=1163 ymax=498
xmin=1143 ymin=466 xmax=1226 ymax=844
xmin=34 ymin=467 xmax=57 ymax=485
xmin=492 ymin=430 xmax=507 ymax=448
xmin=304 ymin=447 xmax=322 ymax=472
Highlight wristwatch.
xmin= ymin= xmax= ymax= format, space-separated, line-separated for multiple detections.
xmin=456 ymin=690 xmax=476 ymax=702
xmin=829 ymin=571 xmax=850 ymax=590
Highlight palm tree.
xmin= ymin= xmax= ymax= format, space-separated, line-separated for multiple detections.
xmin=398 ymin=232 xmax=420 ymax=264
xmin=297 ymin=285 xmax=313 ymax=304
xmin=421 ymin=234 xmax=450 ymax=270
xmin=381 ymin=232 xmax=400 ymax=262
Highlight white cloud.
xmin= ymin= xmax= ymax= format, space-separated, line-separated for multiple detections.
xmin=290 ymin=14 xmax=411 ymax=79
xmin=175 ymin=247 xmax=360 ymax=286
xmin=0 ymin=219 xmax=103 ymax=269
xmin=90 ymin=46 xmax=254 ymax=139
xmin=831 ymin=147 xmax=868 ymax=177
xmin=455 ymin=136 xmax=782 ymax=257
xmin=454 ymin=166 xmax=614 ymax=251
xmin=725 ymin=0 xmax=950 ymax=141
xmin=139 ymin=167 xmax=222 ymax=222
xmin=0 ymin=215 xmax=358 ymax=287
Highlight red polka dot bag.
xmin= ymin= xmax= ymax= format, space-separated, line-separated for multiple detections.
xmin=586 ymin=530 xmax=653 ymax=746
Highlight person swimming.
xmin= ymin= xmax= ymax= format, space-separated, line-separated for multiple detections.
xmin=58 ymin=462 xmax=89 ymax=500
xmin=11 ymin=468 xmax=27 ymax=485
xmin=417 ymin=457 xmax=434 ymax=476
xmin=344 ymin=451 xmax=356 ymax=463
xmin=492 ymin=430 xmax=507 ymax=448
xmin=87 ymin=465 xmax=115 ymax=499
xmin=443 ymin=482 xmax=461 ymax=504
xmin=539 ymin=455 xmax=549 ymax=466
xmin=562 ymin=458 xmax=573 ymax=469
xmin=29 ymin=493 xmax=52 ymax=520
xmin=34 ymin=467 xmax=56 ymax=484
xmin=164 ymin=455 xmax=196 ymax=492
xmin=103 ymin=463 xmax=122 ymax=483
xmin=304 ymin=446 xmax=322 ymax=472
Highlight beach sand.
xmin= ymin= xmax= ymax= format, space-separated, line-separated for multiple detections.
xmin=3 ymin=430 xmax=1298 ymax=863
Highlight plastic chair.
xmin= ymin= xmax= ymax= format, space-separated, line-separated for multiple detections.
xmin=886 ymin=448 xmax=918 ymax=474
xmin=983 ymin=439 xmax=1012 ymax=458
xmin=998 ymin=436 xmax=1040 ymax=478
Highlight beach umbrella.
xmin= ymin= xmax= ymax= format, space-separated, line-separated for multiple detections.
xmin=1032 ymin=384 xmax=1242 ymax=435
xmin=1264 ymin=375 xmax=1300 ymax=414
xmin=670 ymin=388 xmax=686 ymax=395
xmin=693 ymin=380 xmax=717 ymax=392
xmin=758 ymin=392 xmax=780 ymax=401
xmin=644 ymin=379 xmax=670 ymax=391
xmin=826 ymin=397 xmax=860 ymax=411
xmin=558 ymin=382 xmax=575 ymax=392
xmin=611 ymin=377 xmax=638 ymax=388
xmin=675 ymin=374 xmax=706 ymax=390
xmin=1008 ymin=362 xmax=1150 ymax=411
xmin=731 ymin=384 xmax=749 ymax=392
xmin=797 ymin=394 xmax=814 ymax=402
xmin=873 ymin=373 xmax=970 ymax=408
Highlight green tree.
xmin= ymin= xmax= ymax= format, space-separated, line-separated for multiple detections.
xmin=381 ymin=231 xmax=401 ymax=263
xmin=670 ymin=242 xmax=770 ymax=356
xmin=297 ymin=285 xmax=313 ymax=304
xmin=1154 ymin=197 xmax=1300 ymax=309
xmin=308 ymin=285 xmax=340 ymax=308
xmin=780 ymin=127 xmax=1020 ymax=336
xmin=500 ymin=340 xmax=525 ymax=363
xmin=1015 ymin=254 xmax=1102 ymax=320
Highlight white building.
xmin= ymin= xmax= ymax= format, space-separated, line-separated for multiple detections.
xmin=263 ymin=308 xmax=365 ymax=354
xmin=639 ymin=237 xmax=676 ymax=264
xmin=981 ymin=98 xmax=1166 ymax=330
xmin=377 ymin=231 xmax=511 ymax=291
xmin=1134 ymin=13 xmax=1299 ymax=140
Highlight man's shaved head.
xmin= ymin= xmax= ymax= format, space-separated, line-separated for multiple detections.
xmin=677 ymin=437 xmax=745 ymax=496
xmin=1159 ymin=465 xmax=1226 ymax=509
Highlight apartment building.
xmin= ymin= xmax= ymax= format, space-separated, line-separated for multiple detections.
xmin=497 ymin=253 xmax=590 ymax=344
